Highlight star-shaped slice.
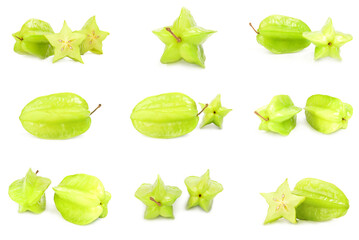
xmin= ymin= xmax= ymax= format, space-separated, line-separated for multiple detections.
xmin=153 ymin=7 xmax=216 ymax=68
xmin=45 ymin=21 xmax=86 ymax=63
xmin=184 ymin=170 xmax=223 ymax=212
xmin=77 ymin=16 xmax=109 ymax=55
xmin=135 ymin=175 xmax=182 ymax=219
xmin=303 ymin=18 xmax=353 ymax=60
xmin=261 ymin=179 xmax=305 ymax=224
xmin=199 ymin=94 xmax=231 ymax=128
xmin=8 ymin=169 xmax=51 ymax=214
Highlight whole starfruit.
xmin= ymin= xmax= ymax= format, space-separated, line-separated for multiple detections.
xmin=252 ymin=15 xmax=311 ymax=54
xmin=293 ymin=178 xmax=349 ymax=221
xmin=305 ymin=94 xmax=353 ymax=134
xmin=8 ymin=169 xmax=51 ymax=214
xmin=255 ymin=95 xmax=302 ymax=135
xmin=13 ymin=19 xmax=54 ymax=59
xmin=53 ymin=174 xmax=111 ymax=225
xmin=130 ymin=93 xmax=199 ymax=138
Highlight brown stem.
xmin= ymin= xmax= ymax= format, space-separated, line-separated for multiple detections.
xmin=90 ymin=104 xmax=102 ymax=115
xmin=35 ymin=170 xmax=39 ymax=175
xmin=254 ymin=111 xmax=268 ymax=121
xmin=197 ymin=104 xmax=209 ymax=116
xmin=249 ymin=23 xmax=259 ymax=34
xmin=150 ymin=197 xmax=161 ymax=207
xmin=15 ymin=36 xmax=23 ymax=41
xmin=166 ymin=27 xmax=182 ymax=42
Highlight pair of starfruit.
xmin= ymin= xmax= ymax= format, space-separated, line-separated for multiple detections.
xmin=255 ymin=94 xmax=352 ymax=135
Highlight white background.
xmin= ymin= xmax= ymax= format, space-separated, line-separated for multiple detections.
xmin=0 ymin=0 xmax=358 ymax=239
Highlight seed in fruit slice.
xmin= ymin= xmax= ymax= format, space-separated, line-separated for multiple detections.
xmin=184 ymin=170 xmax=223 ymax=212
xmin=293 ymin=178 xmax=349 ymax=221
xmin=305 ymin=94 xmax=352 ymax=134
xmin=303 ymin=18 xmax=353 ymax=60
xmin=255 ymin=95 xmax=301 ymax=135
xmin=153 ymin=7 xmax=216 ymax=67
xmin=13 ymin=19 xmax=54 ymax=59
xmin=199 ymin=94 xmax=231 ymax=128
xmin=45 ymin=21 xmax=86 ymax=63
xmin=8 ymin=169 xmax=51 ymax=214
xmin=135 ymin=175 xmax=182 ymax=219
xmin=261 ymin=179 xmax=305 ymax=224
xmin=76 ymin=16 xmax=109 ymax=55
xmin=53 ymin=174 xmax=111 ymax=225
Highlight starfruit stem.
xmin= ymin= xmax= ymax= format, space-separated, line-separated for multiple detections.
xmin=165 ymin=27 xmax=182 ymax=42
xmin=254 ymin=111 xmax=268 ymax=121
xmin=149 ymin=197 xmax=161 ymax=207
xmin=15 ymin=36 xmax=24 ymax=41
xmin=90 ymin=104 xmax=102 ymax=115
xmin=36 ymin=170 xmax=39 ymax=174
xmin=197 ymin=104 xmax=209 ymax=116
xmin=249 ymin=23 xmax=259 ymax=34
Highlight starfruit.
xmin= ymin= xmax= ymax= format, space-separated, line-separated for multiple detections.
xmin=254 ymin=15 xmax=311 ymax=54
xmin=130 ymin=93 xmax=199 ymax=138
xmin=13 ymin=19 xmax=54 ymax=59
xmin=53 ymin=174 xmax=111 ymax=225
xmin=293 ymin=178 xmax=349 ymax=221
xmin=305 ymin=94 xmax=352 ymax=134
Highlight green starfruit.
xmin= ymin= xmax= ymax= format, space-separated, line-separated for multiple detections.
xmin=19 ymin=92 xmax=100 ymax=139
xmin=251 ymin=15 xmax=311 ymax=54
xmin=53 ymin=174 xmax=111 ymax=225
xmin=199 ymin=94 xmax=231 ymax=128
xmin=45 ymin=21 xmax=86 ymax=63
xmin=255 ymin=95 xmax=302 ymax=135
xmin=184 ymin=170 xmax=223 ymax=212
xmin=135 ymin=175 xmax=182 ymax=219
xmin=303 ymin=18 xmax=353 ymax=60
xmin=13 ymin=19 xmax=54 ymax=59
xmin=153 ymin=7 xmax=216 ymax=67
xmin=130 ymin=92 xmax=199 ymax=138
xmin=293 ymin=178 xmax=349 ymax=221
xmin=261 ymin=179 xmax=305 ymax=224
xmin=305 ymin=94 xmax=352 ymax=134
xmin=76 ymin=16 xmax=109 ymax=55
xmin=8 ymin=169 xmax=51 ymax=214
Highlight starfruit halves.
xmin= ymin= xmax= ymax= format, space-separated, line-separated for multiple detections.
xmin=13 ymin=19 xmax=54 ymax=59
xmin=255 ymin=15 xmax=311 ymax=54
xmin=255 ymin=95 xmax=302 ymax=135
xmin=293 ymin=178 xmax=349 ymax=221
xmin=8 ymin=169 xmax=51 ymax=214
xmin=19 ymin=93 xmax=93 ymax=139
xmin=305 ymin=94 xmax=353 ymax=134
xmin=53 ymin=174 xmax=111 ymax=225
xmin=130 ymin=93 xmax=199 ymax=138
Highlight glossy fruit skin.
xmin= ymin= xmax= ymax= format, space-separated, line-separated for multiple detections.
xmin=305 ymin=94 xmax=353 ymax=134
xmin=135 ymin=175 xmax=182 ymax=219
xmin=293 ymin=178 xmax=349 ymax=221
xmin=257 ymin=15 xmax=311 ymax=54
xmin=13 ymin=19 xmax=54 ymax=59
xmin=184 ymin=170 xmax=223 ymax=212
xmin=303 ymin=18 xmax=353 ymax=60
xmin=130 ymin=93 xmax=199 ymax=138
xmin=8 ymin=169 xmax=51 ymax=214
xmin=256 ymin=95 xmax=302 ymax=135
xmin=19 ymin=93 xmax=91 ymax=139
xmin=153 ymin=7 xmax=216 ymax=68
xmin=53 ymin=174 xmax=111 ymax=225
